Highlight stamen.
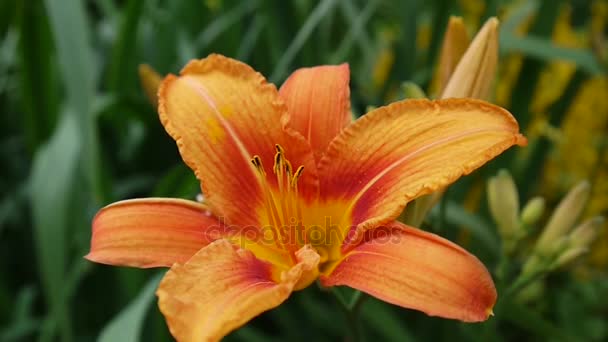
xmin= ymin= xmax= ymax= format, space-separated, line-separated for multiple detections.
xmin=284 ymin=160 xmax=293 ymax=178
xmin=250 ymin=146 xmax=307 ymax=262
xmin=273 ymin=152 xmax=282 ymax=174
xmin=250 ymin=155 xmax=287 ymax=253
xmin=292 ymin=166 xmax=305 ymax=243
xmin=251 ymin=155 xmax=265 ymax=176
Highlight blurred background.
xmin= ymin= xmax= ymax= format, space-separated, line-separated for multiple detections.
xmin=1 ymin=0 xmax=607 ymax=341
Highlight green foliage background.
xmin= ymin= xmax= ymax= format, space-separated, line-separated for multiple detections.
xmin=1 ymin=0 xmax=607 ymax=341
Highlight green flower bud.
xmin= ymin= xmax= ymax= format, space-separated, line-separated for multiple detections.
xmin=535 ymin=181 xmax=590 ymax=254
xmin=487 ymin=169 xmax=519 ymax=240
xmin=569 ymin=216 xmax=604 ymax=249
xmin=520 ymin=197 xmax=545 ymax=227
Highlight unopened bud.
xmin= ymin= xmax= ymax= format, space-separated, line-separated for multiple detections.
xmin=535 ymin=181 xmax=591 ymax=253
xmin=521 ymin=197 xmax=545 ymax=227
xmin=569 ymin=216 xmax=604 ymax=249
xmin=401 ymin=82 xmax=427 ymax=99
xmin=487 ymin=169 xmax=519 ymax=239
xmin=441 ymin=17 xmax=499 ymax=100
xmin=551 ymin=217 xmax=603 ymax=269
xmin=552 ymin=247 xmax=588 ymax=269
xmin=431 ymin=16 xmax=470 ymax=96
xmin=522 ymin=237 xmax=569 ymax=276
xmin=138 ymin=64 xmax=163 ymax=107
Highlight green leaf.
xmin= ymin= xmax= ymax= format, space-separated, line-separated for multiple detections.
xmin=500 ymin=0 xmax=539 ymax=34
xmin=16 ymin=0 xmax=58 ymax=152
xmin=329 ymin=0 xmax=378 ymax=64
xmin=429 ymin=201 xmax=500 ymax=255
xmin=362 ymin=299 xmax=416 ymax=342
xmin=0 ymin=286 xmax=40 ymax=341
xmin=500 ymin=34 xmax=605 ymax=75
xmin=30 ymin=113 xmax=81 ymax=342
xmin=98 ymin=273 xmax=162 ymax=342
xmin=43 ymin=0 xmax=104 ymax=204
xmin=107 ymin=0 xmax=145 ymax=94
xmin=195 ymin=0 xmax=258 ymax=49
xmin=270 ymin=0 xmax=339 ymax=82
xmin=502 ymin=301 xmax=578 ymax=342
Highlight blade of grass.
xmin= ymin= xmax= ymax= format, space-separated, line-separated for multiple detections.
xmin=16 ymin=0 xmax=58 ymax=153
xmin=426 ymin=0 xmax=452 ymax=72
xmin=500 ymin=34 xmax=604 ymax=75
xmin=329 ymin=0 xmax=379 ymax=64
xmin=30 ymin=113 xmax=80 ymax=342
xmin=107 ymin=0 xmax=145 ymax=94
xmin=98 ymin=273 xmax=162 ymax=342
xmin=517 ymin=68 xmax=586 ymax=198
xmin=0 ymin=286 xmax=40 ymax=342
xmin=500 ymin=0 xmax=539 ymax=34
xmin=505 ymin=0 xmax=562 ymax=132
xmin=362 ymin=299 xmax=416 ymax=342
xmin=43 ymin=0 xmax=105 ymax=205
xmin=195 ymin=0 xmax=258 ymax=49
xmin=270 ymin=0 xmax=338 ymax=82
xmin=236 ymin=14 xmax=266 ymax=61
xmin=93 ymin=0 xmax=118 ymax=19
xmin=429 ymin=201 xmax=500 ymax=256
xmin=501 ymin=300 xmax=578 ymax=342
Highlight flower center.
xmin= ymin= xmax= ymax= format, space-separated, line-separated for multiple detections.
xmin=250 ymin=144 xmax=306 ymax=263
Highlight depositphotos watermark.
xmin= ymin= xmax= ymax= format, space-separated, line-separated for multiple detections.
xmin=201 ymin=216 xmax=405 ymax=248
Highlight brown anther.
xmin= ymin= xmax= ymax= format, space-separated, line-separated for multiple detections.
xmin=285 ymin=160 xmax=293 ymax=177
xmin=273 ymin=152 xmax=282 ymax=174
xmin=291 ymin=166 xmax=304 ymax=186
xmin=250 ymin=155 xmax=266 ymax=176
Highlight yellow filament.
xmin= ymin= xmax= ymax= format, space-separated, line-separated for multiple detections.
xmin=251 ymin=156 xmax=286 ymax=252
xmin=250 ymin=145 xmax=307 ymax=263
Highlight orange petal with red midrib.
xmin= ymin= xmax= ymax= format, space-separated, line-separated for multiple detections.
xmin=279 ymin=64 xmax=351 ymax=162
xmin=86 ymin=198 xmax=229 ymax=268
xmin=158 ymin=54 xmax=319 ymax=229
xmin=321 ymin=222 xmax=497 ymax=322
xmin=318 ymin=98 xmax=526 ymax=246
xmin=157 ymin=240 xmax=320 ymax=342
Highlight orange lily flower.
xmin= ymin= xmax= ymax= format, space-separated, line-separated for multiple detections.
xmin=87 ymin=54 xmax=526 ymax=342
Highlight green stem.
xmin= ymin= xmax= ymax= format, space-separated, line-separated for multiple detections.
xmin=331 ymin=289 xmax=368 ymax=342
xmin=505 ymin=269 xmax=546 ymax=298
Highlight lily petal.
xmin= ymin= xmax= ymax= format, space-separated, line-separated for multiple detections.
xmin=159 ymin=54 xmax=319 ymax=228
xmin=318 ymin=98 xmax=526 ymax=245
xmin=86 ymin=198 xmax=228 ymax=268
xmin=321 ymin=222 xmax=496 ymax=322
xmin=157 ymin=240 xmax=319 ymax=342
xmin=279 ymin=64 xmax=351 ymax=161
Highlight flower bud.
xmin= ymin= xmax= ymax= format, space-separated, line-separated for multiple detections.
xmin=401 ymin=82 xmax=427 ymax=99
xmin=552 ymin=247 xmax=588 ymax=269
xmin=522 ymin=237 xmax=569 ymax=276
xmin=535 ymin=181 xmax=591 ymax=253
xmin=441 ymin=17 xmax=499 ymax=100
xmin=487 ymin=169 xmax=520 ymax=240
xmin=431 ymin=16 xmax=470 ymax=96
xmin=520 ymin=197 xmax=545 ymax=227
xmin=139 ymin=64 xmax=163 ymax=107
xmin=569 ymin=216 xmax=604 ymax=248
